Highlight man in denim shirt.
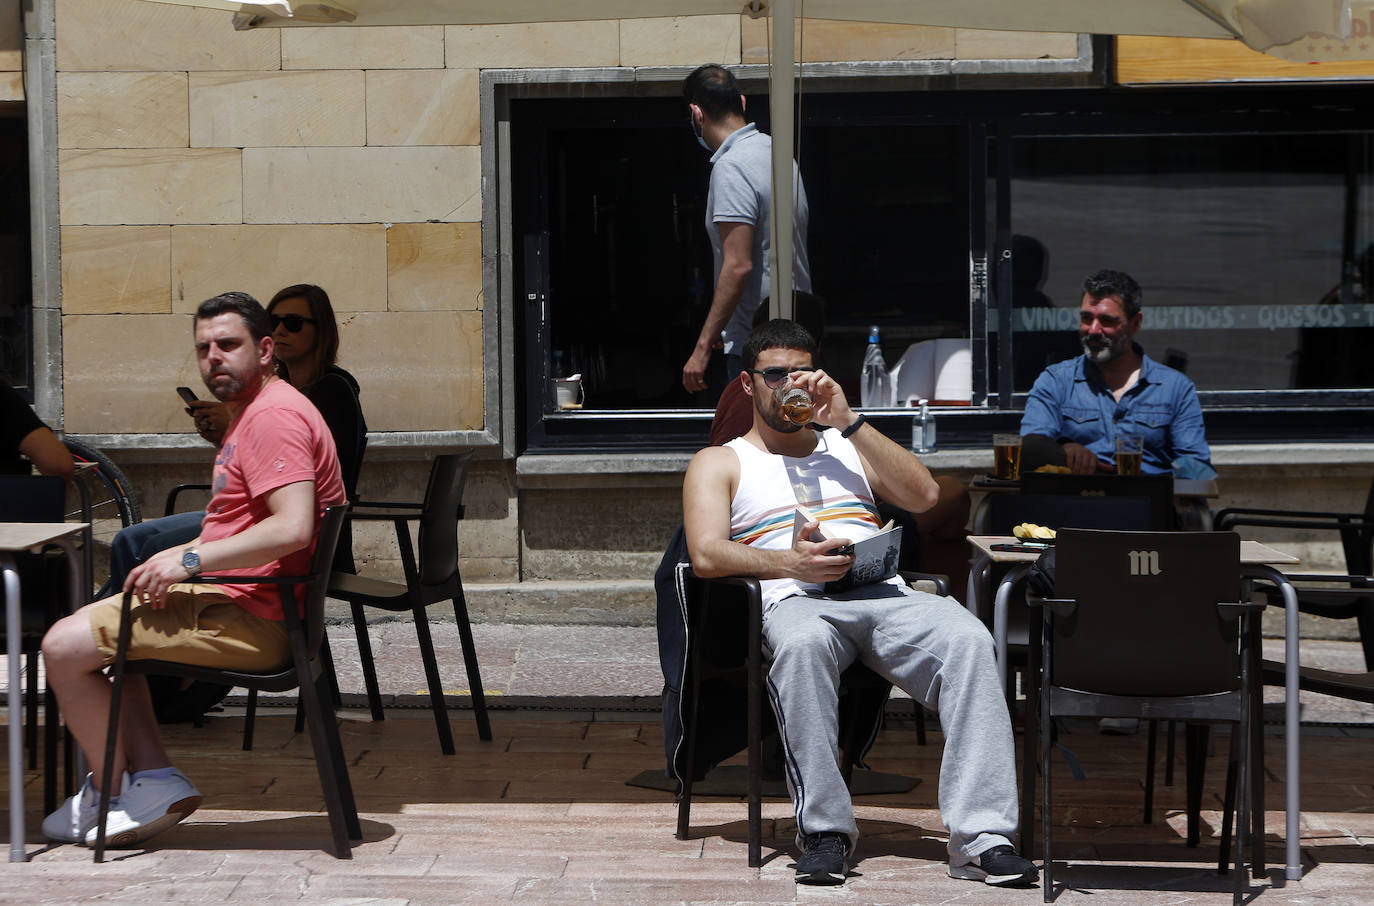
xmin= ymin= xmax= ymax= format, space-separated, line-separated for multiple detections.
xmin=1020 ymin=269 xmax=1212 ymax=475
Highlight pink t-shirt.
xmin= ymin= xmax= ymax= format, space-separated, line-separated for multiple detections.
xmin=201 ymin=378 xmax=347 ymax=621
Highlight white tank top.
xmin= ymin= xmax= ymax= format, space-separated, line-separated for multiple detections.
xmin=725 ymin=430 xmax=899 ymax=609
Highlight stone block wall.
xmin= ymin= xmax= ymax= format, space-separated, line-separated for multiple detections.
xmin=43 ymin=0 xmax=1080 ymax=591
xmin=1 ymin=0 xmax=23 ymax=101
xmin=50 ymin=0 xmax=1078 ymax=439
xmin=53 ymin=0 xmax=484 ymax=436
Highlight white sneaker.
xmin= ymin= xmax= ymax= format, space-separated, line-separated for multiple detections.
xmin=42 ymin=773 xmax=99 ymax=843
xmin=85 ymin=769 xmax=202 ymax=848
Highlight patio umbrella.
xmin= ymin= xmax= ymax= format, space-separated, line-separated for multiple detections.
xmin=134 ymin=0 xmax=1362 ymax=310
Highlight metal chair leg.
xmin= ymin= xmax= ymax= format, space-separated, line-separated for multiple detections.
xmin=44 ymin=682 xmax=59 ymax=815
xmin=295 ymin=662 xmax=354 ymax=859
xmin=1165 ymin=720 xmax=1177 ymax=786
xmin=349 ymin=601 xmax=385 ymax=721
xmin=1038 ymin=613 xmax=1049 ymax=901
xmin=1144 ymin=719 xmax=1158 ymax=823
xmin=26 ymin=650 xmax=38 ymax=770
xmin=314 ymin=671 xmax=362 ymax=841
xmin=411 ymin=605 xmax=456 ymax=755
xmin=242 ymin=689 xmax=258 ymax=751
xmin=451 ymin=587 xmax=491 ymax=741
xmin=94 ymin=593 xmax=136 ymax=863
xmin=1184 ymin=724 xmax=1209 ymax=847
xmin=746 ymin=591 xmax=763 ymax=869
xmin=674 ymin=622 xmax=705 ymax=843
xmin=1219 ymin=728 xmax=1239 ymax=873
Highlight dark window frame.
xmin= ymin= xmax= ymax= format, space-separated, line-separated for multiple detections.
xmin=513 ymin=83 xmax=1374 ymax=454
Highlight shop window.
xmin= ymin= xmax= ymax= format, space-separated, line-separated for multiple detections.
xmin=0 ymin=110 xmax=31 ymax=390
xmin=1003 ymin=131 xmax=1374 ymax=393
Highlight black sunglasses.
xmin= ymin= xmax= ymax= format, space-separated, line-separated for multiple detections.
xmin=270 ymin=313 xmax=317 ymax=333
xmin=749 ymin=366 xmax=815 ymax=388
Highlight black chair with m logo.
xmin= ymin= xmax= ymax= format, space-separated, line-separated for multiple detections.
xmin=1030 ymin=529 xmax=1264 ymax=904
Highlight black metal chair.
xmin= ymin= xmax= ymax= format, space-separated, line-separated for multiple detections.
xmin=670 ymin=566 xmax=946 ymax=867
xmin=161 ymin=484 xmax=343 ymax=749
xmin=975 ymin=485 xmax=1184 ymax=852
xmin=1030 ymin=529 xmax=1264 ymax=905
xmin=327 ymin=452 xmax=491 ymax=753
xmin=1216 ymin=478 xmax=1374 ymax=670
xmin=0 ymin=474 xmax=71 ymax=814
xmin=93 ymin=505 xmax=360 ymax=861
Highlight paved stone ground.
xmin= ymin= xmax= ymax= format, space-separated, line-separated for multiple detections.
xmin=2 ymin=622 xmax=1371 ymax=903
xmin=2 ymin=712 xmax=1372 ymax=905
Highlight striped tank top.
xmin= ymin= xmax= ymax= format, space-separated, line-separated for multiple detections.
xmin=726 ymin=429 xmax=900 ymax=609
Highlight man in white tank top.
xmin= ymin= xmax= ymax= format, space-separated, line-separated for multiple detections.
xmin=683 ymin=320 xmax=1035 ymax=888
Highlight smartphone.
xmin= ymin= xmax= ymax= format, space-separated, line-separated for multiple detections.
xmin=990 ymin=543 xmax=1050 ymax=552
xmin=176 ymin=386 xmax=199 ymax=405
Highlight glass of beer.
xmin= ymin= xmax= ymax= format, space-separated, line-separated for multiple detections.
xmin=992 ymin=434 xmax=1022 ymax=480
xmin=1116 ymin=434 xmax=1145 ymax=475
xmin=776 ymin=385 xmax=813 ymax=426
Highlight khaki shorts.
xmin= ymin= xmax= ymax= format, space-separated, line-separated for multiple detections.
xmin=88 ymin=584 xmax=289 ymax=673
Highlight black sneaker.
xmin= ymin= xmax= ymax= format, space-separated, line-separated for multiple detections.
xmin=948 ymin=845 xmax=1039 ymax=886
xmin=795 ymin=832 xmax=849 ymax=885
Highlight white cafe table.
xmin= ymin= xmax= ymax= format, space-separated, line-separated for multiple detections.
xmin=1 ymin=522 xmax=89 ymax=862
xmin=965 ymin=534 xmax=1305 ymax=881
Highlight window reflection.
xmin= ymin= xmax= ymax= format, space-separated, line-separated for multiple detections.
xmin=1006 ymin=133 xmax=1374 ymax=393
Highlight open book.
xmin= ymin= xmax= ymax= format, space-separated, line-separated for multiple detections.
xmin=792 ymin=506 xmax=903 ymax=593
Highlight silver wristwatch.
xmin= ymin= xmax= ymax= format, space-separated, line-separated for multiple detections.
xmin=181 ymin=548 xmax=202 ymax=578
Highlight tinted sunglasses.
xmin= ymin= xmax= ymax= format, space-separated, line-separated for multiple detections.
xmin=749 ymin=366 xmax=815 ymax=388
xmin=270 ymin=313 xmax=317 ymax=333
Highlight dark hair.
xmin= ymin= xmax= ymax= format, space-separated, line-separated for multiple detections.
xmin=742 ymin=319 xmax=818 ymax=371
xmin=268 ymin=284 xmax=339 ymax=380
xmin=195 ymin=291 xmax=270 ymax=341
xmin=682 ymin=64 xmax=745 ymax=120
xmin=1083 ymin=269 xmax=1142 ymax=318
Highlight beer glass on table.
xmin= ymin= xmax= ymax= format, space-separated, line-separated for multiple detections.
xmin=1115 ymin=434 xmax=1144 ymax=475
xmin=992 ymin=434 xmax=1022 ymax=480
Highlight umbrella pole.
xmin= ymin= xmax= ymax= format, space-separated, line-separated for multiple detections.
xmin=769 ymin=0 xmax=795 ymax=322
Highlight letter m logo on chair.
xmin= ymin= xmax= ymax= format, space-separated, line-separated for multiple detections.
xmin=1128 ymin=550 xmax=1162 ymax=576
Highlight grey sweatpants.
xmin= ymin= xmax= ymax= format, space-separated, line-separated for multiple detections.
xmin=762 ymin=583 xmax=1018 ymax=864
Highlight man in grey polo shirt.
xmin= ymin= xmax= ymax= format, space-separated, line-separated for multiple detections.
xmin=681 ymin=63 xmax=812 ymax=400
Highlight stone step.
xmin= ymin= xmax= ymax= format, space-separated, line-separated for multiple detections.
xmin=324 ymin=577 xmax=657 ymax=626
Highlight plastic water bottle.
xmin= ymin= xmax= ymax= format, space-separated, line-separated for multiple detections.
xmin=860 ymin=325 xmax=892 ymax=408
xmin=912 ymin=399 xmax=936 ymax=453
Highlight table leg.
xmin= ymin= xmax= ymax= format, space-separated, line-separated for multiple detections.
xmin=3 ymin=554 xmax=26 ymax=862
xmin=992 ymin=564 xmax=1031 ymax=694
xmin=53 ymin=538 xmax=90 ymax=782
xmin=966 ymin=554 xmax=991 ymax=622
xmin=1277 ymin=575 xmax=1301 ymax=881
xmin=1247 ymin=566 xmax=1301 ymax=881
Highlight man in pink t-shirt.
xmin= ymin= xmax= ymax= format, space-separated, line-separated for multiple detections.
xmin=41 ymin=291 xmax=346 ymax=850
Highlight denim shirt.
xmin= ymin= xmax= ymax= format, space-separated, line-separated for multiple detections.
xmin=1020 ymin=347 xmax=1211 ymax=474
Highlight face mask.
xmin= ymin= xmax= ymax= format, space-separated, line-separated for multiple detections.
xmin=688 ymin=108 xmax=710 ymax=152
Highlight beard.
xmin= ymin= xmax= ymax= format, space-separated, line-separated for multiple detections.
xmin=1081 ymin=332 xmax=1128 ymax=364
xmin=756 ymin=398 xmax=806 ymax=434
xmin=204 ymin=369 xmax=249 ymax=402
